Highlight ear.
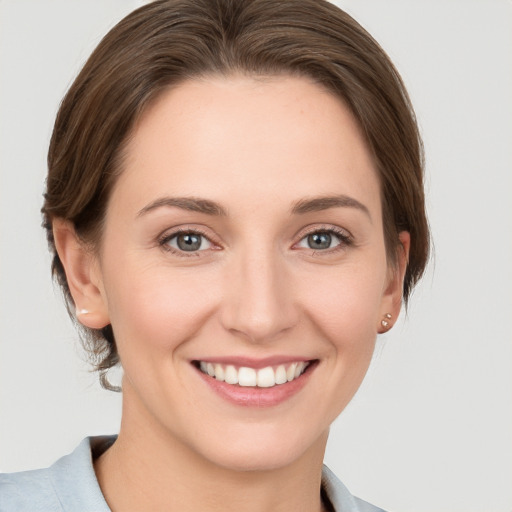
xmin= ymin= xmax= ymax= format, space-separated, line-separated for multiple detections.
xmin=53 ymin=218 xmax=110 ymax=329
xmin=378 ymin=231 xmax=410 ymax=334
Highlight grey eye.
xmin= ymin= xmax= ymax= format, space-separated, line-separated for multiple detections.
xmin=168 ymin=232 xmax=211 ymax=252
xmin=177 ymin=233 xmax=201 ymax=251
xmin=297 ymin=230 xmax=345 ymax=251
xmin=307 ymin=232 xmax=333 ymax=250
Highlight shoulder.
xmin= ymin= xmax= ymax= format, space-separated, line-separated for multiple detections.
xmin=322 ymin=465 xmax=387 ymax=512
xmin=0 ymin=437 xmax=113 ymax=512
xmin=0 ymin=466 xmax=62 ymax=512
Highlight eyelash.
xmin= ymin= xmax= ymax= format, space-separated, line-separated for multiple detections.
xmin=158 ymin=227 xmax=214 ymax=257
xmin=296 ymin=226 xmax=353 ymax=256
xmin=158 ymin=226 xmax=353 ymax=258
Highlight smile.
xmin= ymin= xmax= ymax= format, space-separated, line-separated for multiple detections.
xmin=196 ymin=361 xmax=311 ymax=388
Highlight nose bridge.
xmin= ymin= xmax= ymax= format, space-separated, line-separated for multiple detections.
xmin=221 ymin=243 xmax=297 ymax=343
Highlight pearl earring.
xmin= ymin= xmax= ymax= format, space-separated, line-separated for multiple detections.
xmin=77 ymin=308 xmax=90 ymax=316
xmin=381 ymin=313 xmax=392 ymax=329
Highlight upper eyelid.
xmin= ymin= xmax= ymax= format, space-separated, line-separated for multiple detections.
xmin=292 ymin=226 xmax=354 ymax=254
xmin=157 ymin=223 xmax=352 ymax=251
xmin=294 ymin=223 xmax=352 ymax=240
xmin=158 ymin=227 xmax=217 ymax=250
xmin=159 ymin=226 xmax=215 ymax=242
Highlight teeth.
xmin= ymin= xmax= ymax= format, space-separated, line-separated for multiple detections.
xmin=197 ymin=361 xmax=310 ymax=388
xmin=225 ymin=365 xmax=238 ymax=385
xmin=257 ymin=367 xmax=275 ymax=388
xmin=275 ymin=365 xmax=287 ymax=385
xmin=238 ymin=367 xmax=257 ymax=387
xmin=214 ymin=364 xmax=225 ymax=382
xmin=286 ymin=363 xmax=297 ymax=382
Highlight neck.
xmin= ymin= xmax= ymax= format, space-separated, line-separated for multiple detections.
xmin=94 ymin=392 xmax=329 ymax=512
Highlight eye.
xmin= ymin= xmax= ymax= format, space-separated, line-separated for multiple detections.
xmin=161 ymin=230 xmax=212 ymax=253
xmin=296 ymin=228 xmax=351 ymax=252
xmin=304 ymin=232 xmax=335 ymax=250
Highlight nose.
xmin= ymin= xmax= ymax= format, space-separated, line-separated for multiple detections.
xmin=220 ymin=247 xmax=299 ymax=344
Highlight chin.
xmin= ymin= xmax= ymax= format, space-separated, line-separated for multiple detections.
xmin=189 ymin=423 xmax=328 ymax=473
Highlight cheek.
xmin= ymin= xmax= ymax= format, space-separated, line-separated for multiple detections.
xmin=102 ymin=260 xmax=219 ymax=354
xmin=297 ymin=261 xmax=387 ymax=343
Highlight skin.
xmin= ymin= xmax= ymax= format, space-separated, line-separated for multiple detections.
xmin=54 ymin=75 xmax=409 ymax=512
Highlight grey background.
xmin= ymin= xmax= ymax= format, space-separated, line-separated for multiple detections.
xmin=1 ymin=1 xmax=511 ymax=511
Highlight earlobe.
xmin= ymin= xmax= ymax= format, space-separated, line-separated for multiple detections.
xmin=52 ymin=219 xmax=110 ymax=329
xmin=378 ymin=231 xmax=410 ymax=333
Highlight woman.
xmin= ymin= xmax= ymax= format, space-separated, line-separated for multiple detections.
xmin=1 ymin=0 xmax=429 ymax=510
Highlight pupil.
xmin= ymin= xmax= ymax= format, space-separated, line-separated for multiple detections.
xmin=177 ymin=233 xmax=201 ymax=251
xmin=308 ymin=232 xmax=331 ymax=249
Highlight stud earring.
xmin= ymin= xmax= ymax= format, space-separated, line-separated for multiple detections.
xmin=381 ymin=313 xmax=392 ymax=329
xmin=76 ymin=308 xmax=90 ymax=317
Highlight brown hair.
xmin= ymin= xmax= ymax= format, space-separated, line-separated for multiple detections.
xmin=43 ymin=0 xmax=429 ymax=389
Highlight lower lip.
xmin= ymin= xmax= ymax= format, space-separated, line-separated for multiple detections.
xmin=195 ymin=362 xmax=317 ymax=407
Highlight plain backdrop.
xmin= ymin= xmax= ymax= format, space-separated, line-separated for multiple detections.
xmin=1 ymin=1 xmax=511 ymax=511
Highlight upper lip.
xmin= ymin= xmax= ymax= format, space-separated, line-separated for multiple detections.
xmin=192 ymin=356 xmax=314 ymax=369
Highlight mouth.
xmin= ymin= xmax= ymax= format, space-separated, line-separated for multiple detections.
xmin=192 ymin=358 xmax=318 ymax=407
xmin=193 ymin=360 xmax=315 ymax=388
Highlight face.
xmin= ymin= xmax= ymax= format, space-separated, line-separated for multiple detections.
xmin=85 ymin=76 xmax=403 ymax=471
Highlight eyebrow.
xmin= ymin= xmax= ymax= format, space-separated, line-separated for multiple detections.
xmin=291 ymin=194 xmax=371 ymax=220
xmin=137 ymin=196 xmax=227 ymax=217
xmin=137 ymin=194 xmax=371 ymax=220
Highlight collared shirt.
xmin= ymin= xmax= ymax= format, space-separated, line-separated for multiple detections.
xmin=0 ymin=437 xmax=385 ymax=511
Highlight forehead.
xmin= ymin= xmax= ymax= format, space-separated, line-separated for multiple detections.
xmin=114 ymin=75 xmax=381 ymax=218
